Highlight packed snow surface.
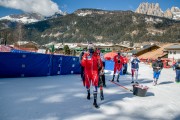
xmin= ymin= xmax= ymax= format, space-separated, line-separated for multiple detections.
xmin=0 ymin=63 xmax=180 ymax=120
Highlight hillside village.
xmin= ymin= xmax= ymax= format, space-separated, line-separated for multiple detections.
xmin=0 ymin=40 xmax=179 ymax=65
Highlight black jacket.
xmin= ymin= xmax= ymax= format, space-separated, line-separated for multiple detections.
xmin=152 ymin=60 xmax=163 ymax=72
xmin=79 ymin=51 xmax=84 ymax=63
xmin=174 ymin=62 xmax=180 ymax=70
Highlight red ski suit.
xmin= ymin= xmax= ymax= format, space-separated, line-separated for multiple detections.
xmin=123 ymin=57 xmax=129 ymax=64
xmin=113 ymin=55 xmax=124 ymax=73
xmin=81 ymin=52 xmax=103 ymax=88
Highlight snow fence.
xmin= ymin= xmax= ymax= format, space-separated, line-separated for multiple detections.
xmin=0 ymin=52 xmax=81 ymax=78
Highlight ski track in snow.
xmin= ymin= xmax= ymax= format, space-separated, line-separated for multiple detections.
xmin=0 ymin=63 xmax=180 ymax=120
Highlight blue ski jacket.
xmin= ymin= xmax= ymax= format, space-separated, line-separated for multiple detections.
xmin=131 ymin=58 xmax=140 ymax=69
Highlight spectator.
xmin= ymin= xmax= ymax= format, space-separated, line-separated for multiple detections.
xmin=152 ymin=57 xmax=163 ymax=86
xmin=174 ymin=59 xmax=180 ymax=83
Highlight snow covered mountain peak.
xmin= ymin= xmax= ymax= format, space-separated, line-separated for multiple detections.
xmin=75 ymin=9 xmax=109 ymax=16
xmin=0 ymin=11 xmax=66 ymax=24
xmin=136 ymin=2 xmax=180 ymax=20
xmin=0 ymin=13 xmax=44 ymax=24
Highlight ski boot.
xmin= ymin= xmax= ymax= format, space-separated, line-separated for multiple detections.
xmin=93 ymin=102 xmax=99 ymax=108
xmin=100 ymin=90 xmax=104 ymax=100
xmin=111 ymin=74 xmax=115 ymax=82
xmin=117 ymin=74 xmax=119 ymax=82
xmin=153 ymin=79 xmax=157 ymax=86
xmin=87 ymin=89 xmax=90 ymax=100
xmin=93 ymin=93 xmax=99 ymax=108
xmin=131 ymin=77 xmax=134 ymax=83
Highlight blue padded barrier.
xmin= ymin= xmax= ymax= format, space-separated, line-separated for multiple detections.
xmin=60 ymin=56 xmax=81 ymax=75
xmin=51 ymin=55 xmax=63 ymax=75
xmin=0 ymin=52 xmax=50 ymax=77
xmin=0 ymin=52 xmax=81 ymax=78
xmin=105 ymin=60 xmax=123 ymax=75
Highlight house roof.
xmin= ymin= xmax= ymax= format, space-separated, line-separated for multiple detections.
xmin=130 ymin=44 xmax=160 ymax=55
xmin=139 ymin=43 xmax=174 ymax=59
xmin=164 ymin=44 xmax=180 ymax=50
xmin=128 ymin=49 xmax=138 ymax=54
xmin=0 ymin=45 xmax=12 ymax=52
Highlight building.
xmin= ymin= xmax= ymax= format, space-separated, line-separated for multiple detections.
xmin=129 ymin=44 xmax=160 ymax=56
xmin=138 ymin=44 xmax=173 ymax=60
xmin=74 ymin=42 xmax=133 ymax=53
xmin=14 ymin=41 xmax=39 ymax=52
xmin=164 ymin=44 xmax=180 ymax=60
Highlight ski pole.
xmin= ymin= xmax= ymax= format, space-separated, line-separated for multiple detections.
xmin=109 ymin=80 xmax=133 ymax=92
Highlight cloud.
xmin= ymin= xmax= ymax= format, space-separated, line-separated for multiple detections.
xmin=0 ymin=0 xmax=61 ymax=16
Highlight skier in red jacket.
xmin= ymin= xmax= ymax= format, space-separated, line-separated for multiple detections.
xmin=81 ymin=43 xmax=103 ymax=108
xmin=111 ymin=52 xmax=124 ymax=82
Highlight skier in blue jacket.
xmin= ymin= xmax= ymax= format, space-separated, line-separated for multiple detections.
xmin=152 ymin=57 xmax=163 ymax=86
xmin=174 ymin=59 xmax=180 ymax=83
xmin=131 ymin=54 xmax=140 ymax=83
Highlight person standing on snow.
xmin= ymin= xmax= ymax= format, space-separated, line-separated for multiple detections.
xmin=96 ymin=49 xmax=106 ymax=87
xmin=173 ymin=59 xmax=180 ymax=83
xmin=131 ymin=54 xmax=140 ymax=83
xmin=81 ymin=43 xmax=103 ymax=108
xmin=152 ymin=57 xmax=163 ymax=86
xmin=79 ymin=49 xmax=86 ymax=82
xmin=111 ymin=52 xmax=124 ymax=82
xmin=96 ymin=48 xmax=105 ymax=101
xmin=123 ymin=54 xmax=129 ymax=74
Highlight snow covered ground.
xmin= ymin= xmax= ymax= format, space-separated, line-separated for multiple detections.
xmin=0 ymin=63 xmax=180 ymax=120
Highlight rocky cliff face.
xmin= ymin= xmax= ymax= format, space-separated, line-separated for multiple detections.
xmin=136 ymin=3 xmax=163 ymax=17
xmin=136 ymin=2 xmax=180 ymax=20
xmin=164 ymin=9 xmax=173 ymax=19
xmin=171 ymin=7 xmax=180 ymax=20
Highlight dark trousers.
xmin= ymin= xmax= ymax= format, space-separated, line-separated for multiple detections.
xmin=98 ymin=61 xmax=106 ymax=86
xmin=81 ymin=65 xmax=84 ymax=81
xmin=102 ymin=74 xmax=106 ymax=85
xmin=175 ymin=69 xmax=180 ymax=82
xmin=98 ymin=74 xmax=106 ymax=86
xmin=123 ymin=63 xmax=127 ymax=74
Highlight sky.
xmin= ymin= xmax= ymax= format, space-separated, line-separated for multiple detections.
xmin=0 ymin=0 xmax=179 ymax=17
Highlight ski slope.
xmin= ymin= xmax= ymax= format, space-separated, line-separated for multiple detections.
xmin=0 ymin=63 xmax=180 ymax=120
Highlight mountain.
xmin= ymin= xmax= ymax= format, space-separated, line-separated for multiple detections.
xmin=0 ymin=13 xmax=44 ymax=24
xmin=171 ymin=7 xmax=180 ymax=20
xmin=74 ymin=8 xmax=114 ymax=16
xmin=0 ymin=11 xmax=66 ymax=24
xmin=44 ymin=12 xmax=64 ymax=20
xmin=0 ymin=9 xmax=179 ymax=45
xmin=136 ymin=2 xmax=180 ymax=20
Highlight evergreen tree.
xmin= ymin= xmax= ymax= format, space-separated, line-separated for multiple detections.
xmin=64 ymin=45 xmax=70 ymax=55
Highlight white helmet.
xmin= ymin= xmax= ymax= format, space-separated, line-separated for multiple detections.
xmin=87 ymin=43 xmax=95 ymax=50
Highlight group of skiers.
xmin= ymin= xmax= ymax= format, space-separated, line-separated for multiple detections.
xmin=79 ymin=43 xmax=178 ymax=108
xmin=79 ymin=43 xmax=139 ymax=108
xmin=79 ymin=43 xmax=105 ymax=108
